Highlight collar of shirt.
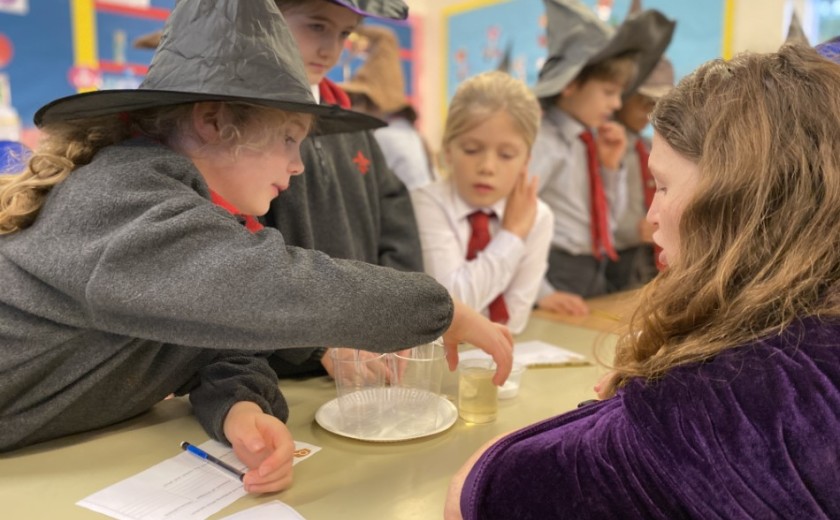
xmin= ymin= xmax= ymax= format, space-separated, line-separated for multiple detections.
xmin=310 ymin=83 xmax=320 ymax=104
xmin=545 ymin=106 xmax=588 ymax=146
xmin=445 ymin=177 xmax=508 ymax=224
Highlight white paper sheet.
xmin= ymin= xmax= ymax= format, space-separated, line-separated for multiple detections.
xmin=459 ymin=340 xmax=589 ymax=367
xmin=77 ymin=440 xmax=320 ymax=520
xmin=219 ymin=500 xmax=305 ymax=520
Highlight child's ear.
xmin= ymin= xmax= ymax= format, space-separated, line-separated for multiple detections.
xmin=191 ymin=102 xmax=223 ymax=144
xmin=561 ymin=80 xmax=581 ymax=99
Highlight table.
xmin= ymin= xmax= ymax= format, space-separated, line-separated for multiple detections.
xmin=532 ymin=289 xmax=641 ymax=334
xmin=0 ymin=308 xmax=630 ymax=519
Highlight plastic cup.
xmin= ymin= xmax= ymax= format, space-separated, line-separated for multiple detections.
xmin=329 ymin=349 xmax=390 ymax=437
xmin=392 ymin=340 xmax=446 ymax=430
xmin=458 ymin=358 xmax=498 ymax=423
xmin=498 ymin=362 xmax=526 ymax=399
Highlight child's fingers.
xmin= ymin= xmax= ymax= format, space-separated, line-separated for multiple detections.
xmin=244 ymin=465 xmax=294 ymax=494
xmin=444 ymin=340 xmax=459 ymax=372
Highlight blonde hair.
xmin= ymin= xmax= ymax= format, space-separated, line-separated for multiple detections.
xmin=605 ymin=43 xmax=840 ymax=396
xmin=0 ymin=102 xmax=306 ymax=234
xmin=442 ymin=71 xmax=541 ymax=151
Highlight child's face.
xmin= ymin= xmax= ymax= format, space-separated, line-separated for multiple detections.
xmin=559 ymin=78 xmax=624 ymax=129
xmin=615 ymin=92 xmax=656 ymax=134
xmin=200 ymin=117 xmax=310 ymax=216
xmin=646 ymin=131 xmax=701 ymax=268
xmin=445 ymin=110 xmax=530 ymax=208
xmin=281 ymin=1 xmax=362 ymax=85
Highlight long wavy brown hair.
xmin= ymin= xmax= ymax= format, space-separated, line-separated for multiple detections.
xmin=0 ymin=103 xmax=301 ymax=234
xmin=604 ymin=43 xmax=840 ymax=397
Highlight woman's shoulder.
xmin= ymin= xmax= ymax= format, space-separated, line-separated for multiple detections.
xmin=620 ymin=318 xmax=840 ymax=436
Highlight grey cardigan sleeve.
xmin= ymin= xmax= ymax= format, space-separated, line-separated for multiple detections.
xmin=186 ymin=351 xmax=288 ymax=442
xmin=52 ymin=146 xmax=455 ymax=352
xmin=84 ymin=200 xmax=452 ymax=351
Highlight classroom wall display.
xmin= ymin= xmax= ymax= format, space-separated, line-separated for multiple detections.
xmin=0 ymin=0 xmax=176 ymax=147
xmin=442 ymin=0 xmax=735 ymax=113
xmin=0 ymin=1 xmax=421 ymax=148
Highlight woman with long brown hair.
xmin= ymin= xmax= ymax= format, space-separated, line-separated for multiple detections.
xmin=447 ymin=42 xmax=840 ymax=519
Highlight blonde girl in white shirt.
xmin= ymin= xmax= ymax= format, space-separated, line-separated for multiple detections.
xmin=411 ymin=71 xmax=556 ymax=334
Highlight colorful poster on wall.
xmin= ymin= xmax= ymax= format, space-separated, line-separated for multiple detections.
xmin=0 ymin=1 xmax=421 ymax=148
xmin=443 ymin=0 xmax=734 ymax=109
xmin=0 ymin=0 xmax=174 ymax=147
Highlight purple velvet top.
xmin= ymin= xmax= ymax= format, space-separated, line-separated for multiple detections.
xmin=461 ymin=317 xmax=840 ymax=519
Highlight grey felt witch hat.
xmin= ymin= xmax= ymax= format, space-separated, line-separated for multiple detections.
xmin=786 ymin=11 xmax=808 ymax=44
xmin=332 ymin=0 xmax=408 ymax=20
xmin=625 ymin=0 xmax=675 ymax=99
xmin=533 ymin=0 xmax=675 ymax=99
xmin=34 ymin=0 xmax=383 ymax=134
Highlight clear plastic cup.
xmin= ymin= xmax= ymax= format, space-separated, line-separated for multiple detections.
xmin=458 ymin=358 xmax=498 ymax=423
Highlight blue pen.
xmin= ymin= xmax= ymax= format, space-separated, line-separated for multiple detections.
xmin=180 ymin=441 xmax=246 ymax=482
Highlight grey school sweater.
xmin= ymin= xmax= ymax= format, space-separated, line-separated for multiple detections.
xmin=264 ymin=118 xmax=424 ymax=373
xmin=0 ymin=139 xmax=452 ymax=451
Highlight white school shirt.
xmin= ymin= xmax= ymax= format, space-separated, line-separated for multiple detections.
xmin=410 ymin=177 xmax=554 ymax=334
xmin=374 ymin=118 xmax=434 ymax=191
xmin=531 ymin=106 xmax=627 ymax=256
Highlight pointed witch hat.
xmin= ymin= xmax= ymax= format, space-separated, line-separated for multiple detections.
xmin=131 ymin=1 xmax=409 ymax=51
xmin=533 ymin=0 xmax=675 ymax=99
xmin=785 ymin=11 xmax=808 ymax=45
xmin=497 ymin=42 xmax=514 ymax=73
xmin=625 ymin=0 xmax=675 ymax=99
xmin=34 ymin=0 xmax=383 ymax=134
xmin=340 ymin=24 xmax=411 ymax=114
xmin=331 ymin=0 xmax=408 ymax=19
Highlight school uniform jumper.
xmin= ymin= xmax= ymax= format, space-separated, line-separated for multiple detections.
xmin=410 ymin=177 xmax=554 ymax=334
xmin=531 ymin=106 xmax=626 ymax=298
xmin=262 ymin=80 xmax=424 ymax=374
xmin=0 ymin=140 xmax=452 ymax=452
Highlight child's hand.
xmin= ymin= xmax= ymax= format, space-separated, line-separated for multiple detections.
xmin=595 ymin=122 xmax=627 ymax=170
xmin=594 ymin=370 xmax=618 ymax=399
xmin=501 ymin=169 xmax=538 ymax=240
xmin=442 ymin=300 xmax=514 ymax=385
xmin=223 ymin=401 xmax=294 ymax=494
xmin=537 ymin=291 xmax=589 ymax=316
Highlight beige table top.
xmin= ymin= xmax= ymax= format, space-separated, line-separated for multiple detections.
xmin=532 ymin=289 xmax=641 ymax=334
xmin=0 ymin=315 xmax=620 ymax=520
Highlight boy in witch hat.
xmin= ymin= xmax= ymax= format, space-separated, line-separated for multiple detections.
xmin=607 ymin=0 xmax=676 ymax=290
xmin=264 ymin=1 xmax=427 ymax=378
xmin=530 ymin=0 xmax=674 ymax=311
xmin=341 ymin=24 xmax=435 ymax=191
xmin=0 ymin=0 xmax=515 ymax=486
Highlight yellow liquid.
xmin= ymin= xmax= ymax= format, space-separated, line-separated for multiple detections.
xmin=458 ymin=367 xmax=498 ymax=423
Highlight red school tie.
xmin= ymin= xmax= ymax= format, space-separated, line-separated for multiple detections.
xmin=209 ymin=191 xmax=264 ymax=233
xmin=635 ymin=139 xmax=664 ymax=270
xmin=579 ymin=130 xmax=618 ymax=261
xmin=466 ymin=211 xmax=510 ymax=324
